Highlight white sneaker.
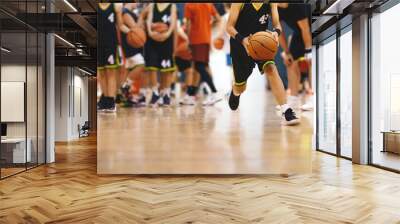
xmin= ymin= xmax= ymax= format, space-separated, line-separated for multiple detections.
xmin=180 ymin=95 xmax=196 ymax=106
xmin=202 ymin=93 xmax=222 ymax=106
xmin=301 ymin=96 xmax=314 ymax=111
xmin=287 ymin=95 xmax=301 ymax=110
xmin=275 ymin=105 xmax=281 ymax=111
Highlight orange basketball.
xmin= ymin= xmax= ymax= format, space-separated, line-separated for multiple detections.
xmin=298 ymin=59 xmax=310 ymax=73
xmin=175 ymin=36 xmax=191 ymax=60
xmin=127 ymin=26 xmax=146 ymax=48
xmin=247 ymin=31 xmax=278 ymax=61
xmin=213 ymin=37 xmax=224 ymax=50
xmin=151 ymin=22 xmax=169 ymax=33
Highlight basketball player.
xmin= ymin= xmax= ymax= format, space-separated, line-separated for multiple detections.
xmin=184 ymin=3 xmax=223 ymax=106
xmin=278 ymin=3 xmax=313 ymax=111
xmin=145 ymin=3 xmax=177 ymax=106
xmin=119 ymin=3 xmax=146 ymax=106
xmin=226 ymin=3 xmax=300 ymax=125
xmin=97 ymin=3 xmax=124 ymax=112
xmin=175 ymin=20 xmax=196 ymax=105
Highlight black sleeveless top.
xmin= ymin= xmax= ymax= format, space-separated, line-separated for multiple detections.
xmin=149 ymin=4 xmax=173 ymax=44
xmin=98 ymin=3 xmax=117 ymax=48
xmin=235 ymin=3 xmax=271 ymax=36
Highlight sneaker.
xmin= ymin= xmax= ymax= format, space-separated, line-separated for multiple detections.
xmin=180 ymin=95 xmax=196 ymax=106
xmin=275 ymin=105 xmax=281 ymax=111
xmin=104 ymin=98 xmax=117 ymax=113
xmin=203 ymin=93 xmax=223 ymax=106
xmin=282 ymin=108 xmax=300 ymax=126
xmin=162 ymin=94 xmax=171 ymax=106
xmin=301 ymin=96 xmax=314 ymax=111
xmin=228 ymin=90 xmax=240 ymax=111
xmin=149 ymin=92 xmax=160 ymax=106
xmin=115 ymin=93 xmax=123 ymax=104
xmin=138 ymin=95 xmax=146 ymax=107
xmin=287 ymin=95 xmax=300 ymax=110
xmin=97 ymin=96 xmax=106 ymax=112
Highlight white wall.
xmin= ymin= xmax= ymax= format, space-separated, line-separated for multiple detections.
xmin=55 ymin=67 xmax=89 ymax=141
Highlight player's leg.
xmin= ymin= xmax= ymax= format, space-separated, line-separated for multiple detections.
xmin=104 ymin=67 xmax=119 ymax=112
xmin=228 ymin=43 xmax=253 ymax=111
xmin=97 ymin=68 xmax=107 ymax=111
xmin=301 ymin=59 xmax=314 ymax=111
xmin=176 ymin=57 xmax=195 ymax=105
xmin=262 ymin=62 xmax=300 ymax=125
xmin=160 ymin=71 xmax=174 ymax=106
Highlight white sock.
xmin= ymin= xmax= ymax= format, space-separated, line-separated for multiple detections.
xmin=281 ymin=104 xmax=290 ymax=113
xmin=162 ymin=88 xmax=171 ymax=97
xmin=152 ymin=87 xmax=159 ymax=95
xmin=139 ymin=88 xmax=147 ymax=96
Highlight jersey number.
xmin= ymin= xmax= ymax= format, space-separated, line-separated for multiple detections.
xmin=161 ymin=59 xmax=171 ymax=68
xmin=162 ymin=14 xmax=170 ymax=23
xmin=108 ymin=13 xmax=115 ymax=23
xmin=107 ymin=54 xmax=115 ymax=65
xmin=259 ymin=15 xmax=268 ymax=24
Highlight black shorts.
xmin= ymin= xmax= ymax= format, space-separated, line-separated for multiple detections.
xmin=98 ymin=46 xmax=120 ymax=69
xmin=144 ymin=37 xmax=176 ymax=72
xmin=230 ymin=39 xmax=275 ymax=85
xmin=289 ymin=34 xmax=306 ymax=61
xmin=175 ymin=57 xmax=192 ymax=72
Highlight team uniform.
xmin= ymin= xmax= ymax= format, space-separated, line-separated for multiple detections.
xmin=98 ymin=4 xmax=120 ymax=70
xmin=144 ymin=4 xmax=176 ymax=72
xmin=278 ymin=4 xmax=311 ymax=60
xmin=121 ymin=8 xmax=145 ymax=70
xmin=230 ymin=3 xmax=275 ymax=86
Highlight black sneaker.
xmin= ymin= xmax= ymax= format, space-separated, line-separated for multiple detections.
xmin=282 ymin=108 xmax=300 ymax=126
xmin=115 ymin=93 xmax=123 ymax=104
xmin=162 ymin=94 xmax=171 ymax=106
xmin=97 ymin=95 xmax=106 ymax=111
xmin=149 ymin=92 xmax=160 ymax=106
xmin=228 ymin=90 xmax=240 ymax=111
xmin=138 ymin=95 xmax=146 ymax=106
xmin=104 ymin=97 xmax=117 ymax=113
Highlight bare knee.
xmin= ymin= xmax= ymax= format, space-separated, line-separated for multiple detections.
xmin=263 ymin=63 xmax=277 ymax=76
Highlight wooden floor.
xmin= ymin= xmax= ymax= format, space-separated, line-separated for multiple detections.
xmin=1 ymin=136 xmax=400 ymax=223
xmin=98 ymin=91 xmax=313 ymax=174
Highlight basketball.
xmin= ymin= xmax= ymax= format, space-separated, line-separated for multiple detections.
xmin=127 ymin=26 xmax=146 ymax=48
xmin=151 ymin=22 xmax=169 ymax=33
xmin=213 ymin=37 xmax=224 ymax=50
xmin=175 ymin=36 xmax=191 ymax=60
xmin=247 ymin=31 xmax=278 ymax=61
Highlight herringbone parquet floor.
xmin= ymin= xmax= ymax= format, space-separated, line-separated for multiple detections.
xmin=1 ymin=135 xmax=400 ymax=224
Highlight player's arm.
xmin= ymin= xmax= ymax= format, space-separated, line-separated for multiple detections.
xmin=123 ymin=11 xmax=137 ymax=30
xmin=138 ymin=4 xmax=149 ymax=28
xmin=270 ymin=4 xmax=282 ymax=42
xmin=177 ymin=20 xmax=189 ymax=42
xmin=297 ymin=18 xmax=312 ymax=59
xmin=115 ymin=3 xmax=130 ymax=34
xmin=161 ymin=4 xmax=177 ymax=40
xmin=226 ymin=4 xmax=250 ymax=51
xmin=146 ymin=4 xmax=159 ymax=40
xmin=212 ymin=7 xmax=224 ymax=39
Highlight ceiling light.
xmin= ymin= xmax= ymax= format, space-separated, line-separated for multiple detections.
xmin=63 ymin=0 xmax=78 ymax=12
xmin=54 ymin=34 xmax=75 ymax=48
xmin=1 ymin=47 xmax=11 ymax=53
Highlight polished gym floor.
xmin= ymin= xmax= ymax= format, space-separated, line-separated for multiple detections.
xmin=97 ymin=91 xmax=313 ymax=174
xmin=1 ymin=136 xmax=400 ymax=223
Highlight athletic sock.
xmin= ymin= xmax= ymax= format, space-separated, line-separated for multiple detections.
xmin=152 ymin=87 xmax=159 ymax=96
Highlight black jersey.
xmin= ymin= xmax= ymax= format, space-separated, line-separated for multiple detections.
xmin=278 ymin=4 xmax=311 ymax=34
xmin=121 ymin=8 xmax=142 ymax=57
xmin=98 ymin=3 xmax=117 ymax=48
xmin=235 ymin=3 xmax=271 ymax=37
xmin=152 ymin=4 xmax=172 ymax=30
